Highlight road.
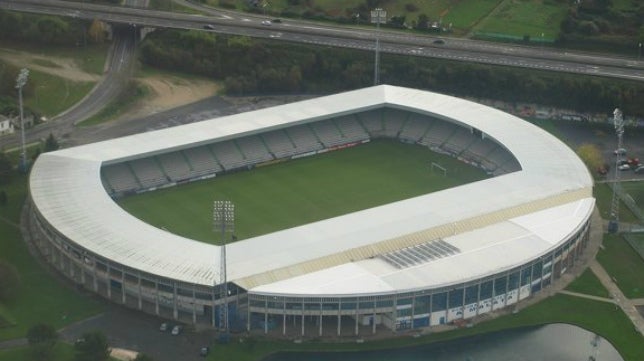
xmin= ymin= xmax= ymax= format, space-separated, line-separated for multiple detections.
xmin=1 ymin=0 xmax=643 ymax=83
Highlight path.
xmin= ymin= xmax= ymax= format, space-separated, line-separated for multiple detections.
xmin=589 ymin=260 xmax=644 ymax=336
xmin=464 ymin=0 xmax=510 ymax=38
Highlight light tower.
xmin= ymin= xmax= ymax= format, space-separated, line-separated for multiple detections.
xmin=370 ymin=8 xmax=386 ymax=85
xmin=608 ymin=108 xmax=624 ymax=233
xmin=15 ymin=68 xmax=29 ymax=173
xmin=213 ymin=200 xmax=234 ymax=336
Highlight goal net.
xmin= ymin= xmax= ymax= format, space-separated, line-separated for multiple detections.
xmin=430 ymin=162 xmax=447 ymax=177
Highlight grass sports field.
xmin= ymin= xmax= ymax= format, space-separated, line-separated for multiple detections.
xmin=118 ymin=140 xmax=489 ymax=244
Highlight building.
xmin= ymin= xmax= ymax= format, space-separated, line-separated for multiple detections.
xmin=0 ymin=115 xmax=14 ymax=136
xmin=27 ymin=85 xmax=593 ymax=337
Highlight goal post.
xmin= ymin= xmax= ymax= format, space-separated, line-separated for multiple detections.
xmin=430 ymin=162 xmax=447 ymax=177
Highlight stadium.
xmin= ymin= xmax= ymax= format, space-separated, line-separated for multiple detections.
xmin=27 ymin=85 xmax=594 ymax=337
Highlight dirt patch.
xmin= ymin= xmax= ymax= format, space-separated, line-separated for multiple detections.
xmin=0 ymin=48 xmax=100 ymax=82
xmin=110 ymin=347 xmax=139 ymax=361
xmin=121 ymin=75 xmax=220 ymax=120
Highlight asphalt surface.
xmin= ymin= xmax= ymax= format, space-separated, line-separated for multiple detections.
xmin=59 ymin=305 xmax=217 ymax=361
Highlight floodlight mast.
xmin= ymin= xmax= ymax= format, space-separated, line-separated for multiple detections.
xmin=15 ymin=68 xmax=29 ymax=173
xmin=213 ymin=200 xmax=234 ymax=334
xmin=608 ymin=108 xmax=624 ymax=233
xmin=370 ymin=8 xmax=386 ymax=85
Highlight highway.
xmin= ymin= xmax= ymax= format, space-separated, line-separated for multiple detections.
xmin=1 ymin=0 xmax=643 ymax=151
xmin=1 ymin=0 xmax=643 ymax=82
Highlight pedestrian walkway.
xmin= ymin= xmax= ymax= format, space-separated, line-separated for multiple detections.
xmin=558 ymin=290 xmax=613 ymax=303
xmin=588 ymin=260 xmax=644 ymax=336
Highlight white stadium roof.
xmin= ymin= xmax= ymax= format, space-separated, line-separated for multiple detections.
xmin=30 ymin=85 xmax=594 ymax=296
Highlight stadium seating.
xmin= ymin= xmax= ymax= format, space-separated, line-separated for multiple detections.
xmin=101 ymin=163 xmax=140 ymax=194
xmin=129 ymin=157 xmax=168 ymax=188
xmin=158 ymin=152 xmax=193 ymax=182
xmin=333 ymin=115 xmax=369 ymax=143
xmin=183 ymin=146 xmax=222 ymax=177
xmin=101 ymin=107 xmax=520 ymax=196
xmin=286 ymin=124 xmax=323 ymax=152
xmin=236 ymin=135 xmax=274 ymax=164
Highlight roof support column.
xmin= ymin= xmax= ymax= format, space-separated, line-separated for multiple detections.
xmin=121 ymin=271 xmax=126 ymax=304
xmin=137 ymin=273 xmax=142 ymax=310
xmin=92 ymin=257 xmax=98 ymax=292
xmin=173 ymin=282 xmax=178 ymax=320
xmin=319 ymin=303 xmax=323 ymax=336
xmin=155 ymin=280 xmax=160 ymax=315
xmin=301 ymin=300 xmax=305 ymax=337
xmin=264 ymin=299 xmax=268 ymax=334
xmin=106 ymin=263 xmax=111 ymax=299
xmin=192 ymin=288 xmax=197 ymax=324
xmin=372 ymin=300 xmax=376 ymax=334
xmin=337 ymin=299 xmax=341 ymax=336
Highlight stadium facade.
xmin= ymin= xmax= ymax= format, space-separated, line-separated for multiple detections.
xmin=28 ymin=85 xmax=594 ymax=336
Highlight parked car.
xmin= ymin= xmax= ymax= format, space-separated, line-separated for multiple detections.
xmin=200 ymin=346 xmax=210 ymax=357
xmin=433 ymin=39 xmax=445 ymax=45
xmin=261 ymin=20 xmax=271 ymax=26
xmin=203 ymin=24 xmax=214 ymax=30
xmin=159 ymin=322 xmax=169 ymax=332
xmin=634 ymin=165 xmax=644 ymax=174
xmin=618 ymin=163 xmax=630 ymax=171
xmin=614 ymin=148 xmax=627 ymax=155
xmin=627 ymin=157 xmax=640 ymax=166
xmin=171 ymin=325 xmax=182 ymax=335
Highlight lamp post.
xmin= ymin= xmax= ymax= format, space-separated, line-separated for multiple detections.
xmin=638 ymin=42 xmax=642 ymax=61
xmin=370 ymin=8 xmax=387 ymax=85
xmin=213 ymin=200 xmax=234 ymax=338
xmin=608 ymin=108 xmax=624 ymax=233
xmin=15 ymin=68 xmax=29 ymax=173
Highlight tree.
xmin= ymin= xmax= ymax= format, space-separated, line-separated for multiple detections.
xmin=44 ymin=133 xmax=59 ymax=152
xmin=577 ymin=143 xmax=604 ymax=173
xmin=0 ymin=260 xmax=20 ymax=303
xmin=27 ymin=323 xmax=58 ymax=361
xmin=87 ymin=19 xmax=107 ymax=44
xmin=74 ymin=331 xmax=110 ymax=361
xmin=0 ymin=153 xmax=13 ymax=185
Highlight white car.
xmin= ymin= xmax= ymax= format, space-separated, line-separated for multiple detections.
xmin=618 ymin=163 xmax=630 ymax=171
xmin=614 ymin=148 xmax=627 ymax=155
xmin=261 ymin=20 xmax=271 ymax=26
xmin=171 ymin=325 xmax=182 ymax=335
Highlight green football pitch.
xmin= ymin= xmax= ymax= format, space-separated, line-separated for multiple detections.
xmin=118 ymin=140 xmax=489 ymax=244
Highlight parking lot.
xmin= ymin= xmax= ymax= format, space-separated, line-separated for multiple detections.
xmin=60 ymin=304 xmax=217 ymax=361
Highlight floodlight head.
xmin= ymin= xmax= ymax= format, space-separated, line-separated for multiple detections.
xmin=613 ymin=108 xmax=624 ymax=134
xmin=15 ymin=68 xmax=29 ymax=89
xmin=213 ymin=200 xmax=235 ymax=234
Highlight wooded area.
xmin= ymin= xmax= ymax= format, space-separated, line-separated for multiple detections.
xmin=140 ymin=29 xmax=644 ymax=116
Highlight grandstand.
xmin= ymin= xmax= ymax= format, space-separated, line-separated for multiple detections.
xmin=28 ymin=85 xmax=593 ymax=337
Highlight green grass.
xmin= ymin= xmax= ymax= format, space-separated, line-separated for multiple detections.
xmin=0 ymin=342 xmax=75 ymax=361
xmin=207 ymin=294 xmax=644 ymax=361
xmin=596 ymin=233 xmax=644 ymax=299
xmin=0 ymin=43 xmax=109 ymax=75
xmin=24 ymin=70 xmax=95 ymax=118
xmin=476 ymin=0 xmax=566 ymax=39
xmin=218 ymin=0 xmax=501 ymax=34
xmin=621 ymin=181 xmax=644 ymax=211
xmin=0 ymin=174 xmax=103 ymax=341
xmin=624 ymin=233 xmax=644 ymax=260
xmin=565 ymin=268 xmax=610 ymax=298
xmin=593 ymin=183 xmax=639 ymax=223
xmin=442 ymin=0 xmax=503 ymax=32
xmin=118 ymin=140 xmax=489 ymax=243
xmin=78 ymin=80 xmax=149 ymax=126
